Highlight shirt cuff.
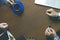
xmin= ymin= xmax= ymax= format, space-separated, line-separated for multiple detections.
xmin=58 ymin=12 xmax=60 ymax=16
xmin=54 ymin=35 xmax=60 ymax=40
xmin=57 ymin=12 xmax=60 ymax=20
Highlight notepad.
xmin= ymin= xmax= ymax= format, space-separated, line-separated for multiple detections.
xmin=35 ymin=0 xmax=60 ymax=9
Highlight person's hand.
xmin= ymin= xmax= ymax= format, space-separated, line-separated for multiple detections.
xmin=45 ymin=27 xmax=57 ymax=37
xmin=46 ymin=9 xmax=58 ymax=17
xmin=0 ymin=23 xmax=8 ymax=28
xmin=7 ymin=0 xmax=14 ymax=5
xmin=10 ymin=0 xmax=14 ymax=4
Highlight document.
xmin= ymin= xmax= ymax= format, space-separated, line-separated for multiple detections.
xmin=35 ymin=0 xmax=60 ymax=9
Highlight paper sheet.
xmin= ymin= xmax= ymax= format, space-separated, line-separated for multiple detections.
xmin=35 ymin=0 xmax=60 ymax=9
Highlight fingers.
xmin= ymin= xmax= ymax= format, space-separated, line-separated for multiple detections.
xmin=46 ymin=8 xmax=55 ymax=12
xmin=45 ymin=27 xmax=56 ymax=36
xmin=11 ymin=0 xmax=14 ymax=3
xmin=7 ymin=0 xmax=14 ymax=5
xmin=0 ymin=23 xmax=8 ymax=28
xmin=46 ymin=8 xmax=57 ymax=17
xmin=49 ymin=28 xmax=56 ymax=33
xmin=45 ymin=28 xmax=51 ymax=35
xmin=46 ymin=9 xmax=52 ymax=16
xmin=46 ymin=27 xmax=55 ymax=33
xmin=46 ymin=13 xmax=52 ymax=16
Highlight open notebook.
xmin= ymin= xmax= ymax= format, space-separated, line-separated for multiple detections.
xmin=35 ymin=0 xmax=60 ymax=9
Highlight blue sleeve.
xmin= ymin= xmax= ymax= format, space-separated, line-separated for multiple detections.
xmin=54 ymin=35 xmax=60 ymax=40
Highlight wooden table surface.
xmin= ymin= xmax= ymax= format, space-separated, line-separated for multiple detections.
xmin=0 ymin=0 xmax=60 ymax=40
